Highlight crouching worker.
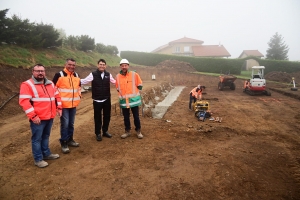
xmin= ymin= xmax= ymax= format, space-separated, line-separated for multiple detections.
xmin=19 ymin=64 xmax=62 ymax=168
xmin=189 ymin=85 xmax=204 ymax=111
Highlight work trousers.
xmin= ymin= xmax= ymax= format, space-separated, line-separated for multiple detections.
xmin=122 ymin=106 xmax=141 ymax=132
xmin=93 ymin=98 xmax=111 ymax=135
xmin=189 ymin=93 xmax=197 ymax=109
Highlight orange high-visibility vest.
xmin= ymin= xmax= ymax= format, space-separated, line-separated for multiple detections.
xmin=115 ymin=70 xmax=142 ymax=108
xmin=19 ymin=77 xmax=62 ymax=120
xmin=190 ymin=87 xmax=201 ymax=97
xmin=54 ymin=68 xmax=81 ymax=108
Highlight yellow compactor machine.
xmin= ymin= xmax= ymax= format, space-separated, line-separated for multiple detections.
xmin=193 ymin=100 xmax=210 ymax=121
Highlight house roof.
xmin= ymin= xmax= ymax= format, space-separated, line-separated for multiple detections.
xmin=192 ymin=45 xmax=231 ymax=57
xmin=151 ymin=44 xmax=168 ymax=53
xmin=169 ymin=37 xmax=204 ymax=45
xmin=238 ymin=50 xmax=264 ymax=58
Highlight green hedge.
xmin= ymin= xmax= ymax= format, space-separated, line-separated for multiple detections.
xmin=120 ymin=51 xmax=243 ymax=74
xmin=240 ymin=56 xmax=300 ymax=74
xmin=259 ymin=59 xmax=300 ymax=74
xmin=120 ymin=52 xmax=300 ymax=75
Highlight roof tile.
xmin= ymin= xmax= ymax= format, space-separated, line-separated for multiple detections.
xmin=192 ymin=45 xmax=231 ymax=57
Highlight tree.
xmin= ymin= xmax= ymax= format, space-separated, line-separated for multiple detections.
xmin=34 ymin=22 xmax=62 ymax=48
xmin=106 ymin=45 xmax=119 ymax=55
xmin=56 ymin=28 xmax=67 ymax=47
xmin=95 ymin=43 xmax=106 ymax=53
xmin=0 ymin=9 xmax=10 ymax=42
xmin=7 ymin=14 xmax=35 ymax=47
xmin=64 ymin=35 xmax=79 ymax=50
xmin=77 ymin=35 xmax=95 ymax=52
xmin=266 ymin=32 xmax=289 ymax=60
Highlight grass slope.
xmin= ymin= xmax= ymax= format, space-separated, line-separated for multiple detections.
xmin=0 ymin=45 xmax=121 ymax=68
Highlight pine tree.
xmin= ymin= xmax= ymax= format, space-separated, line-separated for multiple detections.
xmin=266 ymin=32 xmax=289 ymax=60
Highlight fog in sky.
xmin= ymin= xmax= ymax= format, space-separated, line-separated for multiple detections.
xmin=1 ymin=0 xmax=300 ymax=61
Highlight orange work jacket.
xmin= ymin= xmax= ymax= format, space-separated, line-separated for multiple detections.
xmin=19 ymin=77 xmax=62 ymax=120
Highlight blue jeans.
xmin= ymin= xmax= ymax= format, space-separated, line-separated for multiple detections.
xmin=122 ymin=106 xmax=141 ymax=131
xmin=60 ymin=107 xmax=76 ymax=142
xmin=30 ymin=119 xmax=53 ymax=162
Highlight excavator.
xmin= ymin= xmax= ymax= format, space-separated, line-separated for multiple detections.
xmin=243 ymin=66 xmax=271 ymax=96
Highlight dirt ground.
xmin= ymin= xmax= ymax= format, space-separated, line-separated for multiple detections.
xmin=1 ymin=61 xmax=300 ymax=199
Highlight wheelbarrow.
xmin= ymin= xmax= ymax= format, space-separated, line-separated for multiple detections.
xmin=218 ymin=74 xmax=237 ymax=91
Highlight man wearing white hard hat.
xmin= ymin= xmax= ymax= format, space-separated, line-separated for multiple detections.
xmin=115 ymin=59 xmax=143 ymax=139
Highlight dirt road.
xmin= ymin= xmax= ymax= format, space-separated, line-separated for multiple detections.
xmin=1 ymin=64 xmax=300 ymax=199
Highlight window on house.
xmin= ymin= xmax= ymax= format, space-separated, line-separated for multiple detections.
xmin=175 ymin=47 xmax=180 ymax=52
xmin=184 ymin=46 xmax=190 ymax=52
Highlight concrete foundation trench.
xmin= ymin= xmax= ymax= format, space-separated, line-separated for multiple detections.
xmin=111 ymin=82 xmax=181 ymax=118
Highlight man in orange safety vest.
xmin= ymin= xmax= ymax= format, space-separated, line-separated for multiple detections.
xmin=115 ymin=59 xmax=143 ymax=139
xmin=52 ymin=58 xmax=81 ymax=154
xmin=189 ymin=85 xmax=203 ymax=111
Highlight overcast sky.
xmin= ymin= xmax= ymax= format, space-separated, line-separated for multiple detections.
xmin=1 ymin=0 xmax=300 ymax=61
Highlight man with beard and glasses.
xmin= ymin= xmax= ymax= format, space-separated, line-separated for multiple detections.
xmin=19 ymin=64 xmax=62 ymax=168
xmin=115 ymin=59 xmax=144 ymax=139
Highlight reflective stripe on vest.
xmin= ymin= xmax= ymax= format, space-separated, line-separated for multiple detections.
xmin=120 ymin=100 xmax=141 ymax=107
xmin=58 ymin=88 xmax=79 ymax=93
xmin=25 ymin=107 xmax=34 ymax=114
xmin=26 ymin=80 xmax=39 ymax=98
xmin=61 ymin=97 xmax=81 ymax=102
xmin=131 ymin=72 xmax=137 ymax=95
xmin=60 ymin=71 xmax=78 ymax=77
xmin=19 ymin=94 xmax=32 ymax=98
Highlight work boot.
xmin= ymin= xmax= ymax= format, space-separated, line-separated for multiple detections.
xmin=121 ymin=130 xmax=131 ymax=139
xmin=68 ymin=137 xmax=79 ymax=147
xmin=96 ymin=134 xmax=102 ymax=141
xmin=44 ymin=154 xmax=60 ymax=160
xmin=61 ymin=141 xmax=70 ymax=154
xmin=136 ymin=129 xmax=143 ymax=139
xmin=34 ymin=160 xmax=48 ymax=168
xmin=103 ymin=132 xmax=112 ymax=138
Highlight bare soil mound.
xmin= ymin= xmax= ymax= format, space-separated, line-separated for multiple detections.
xmin=265 ymin=71 xmax=300 ymax=83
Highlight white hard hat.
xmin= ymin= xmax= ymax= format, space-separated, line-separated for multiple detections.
xmin=120 ymin=59 xmax=129 ymax=65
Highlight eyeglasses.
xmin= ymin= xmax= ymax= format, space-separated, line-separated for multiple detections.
xmin=98 ymin=64 xmax=106 ymax=66
xmin=67 ymin=64 xmax=76 ymax=66
xmin=33 ymin=70 xmax=45 ymax=73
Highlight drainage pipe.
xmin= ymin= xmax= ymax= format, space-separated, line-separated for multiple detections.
xmin=0 ymin=93 xmax=19 ymax=110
